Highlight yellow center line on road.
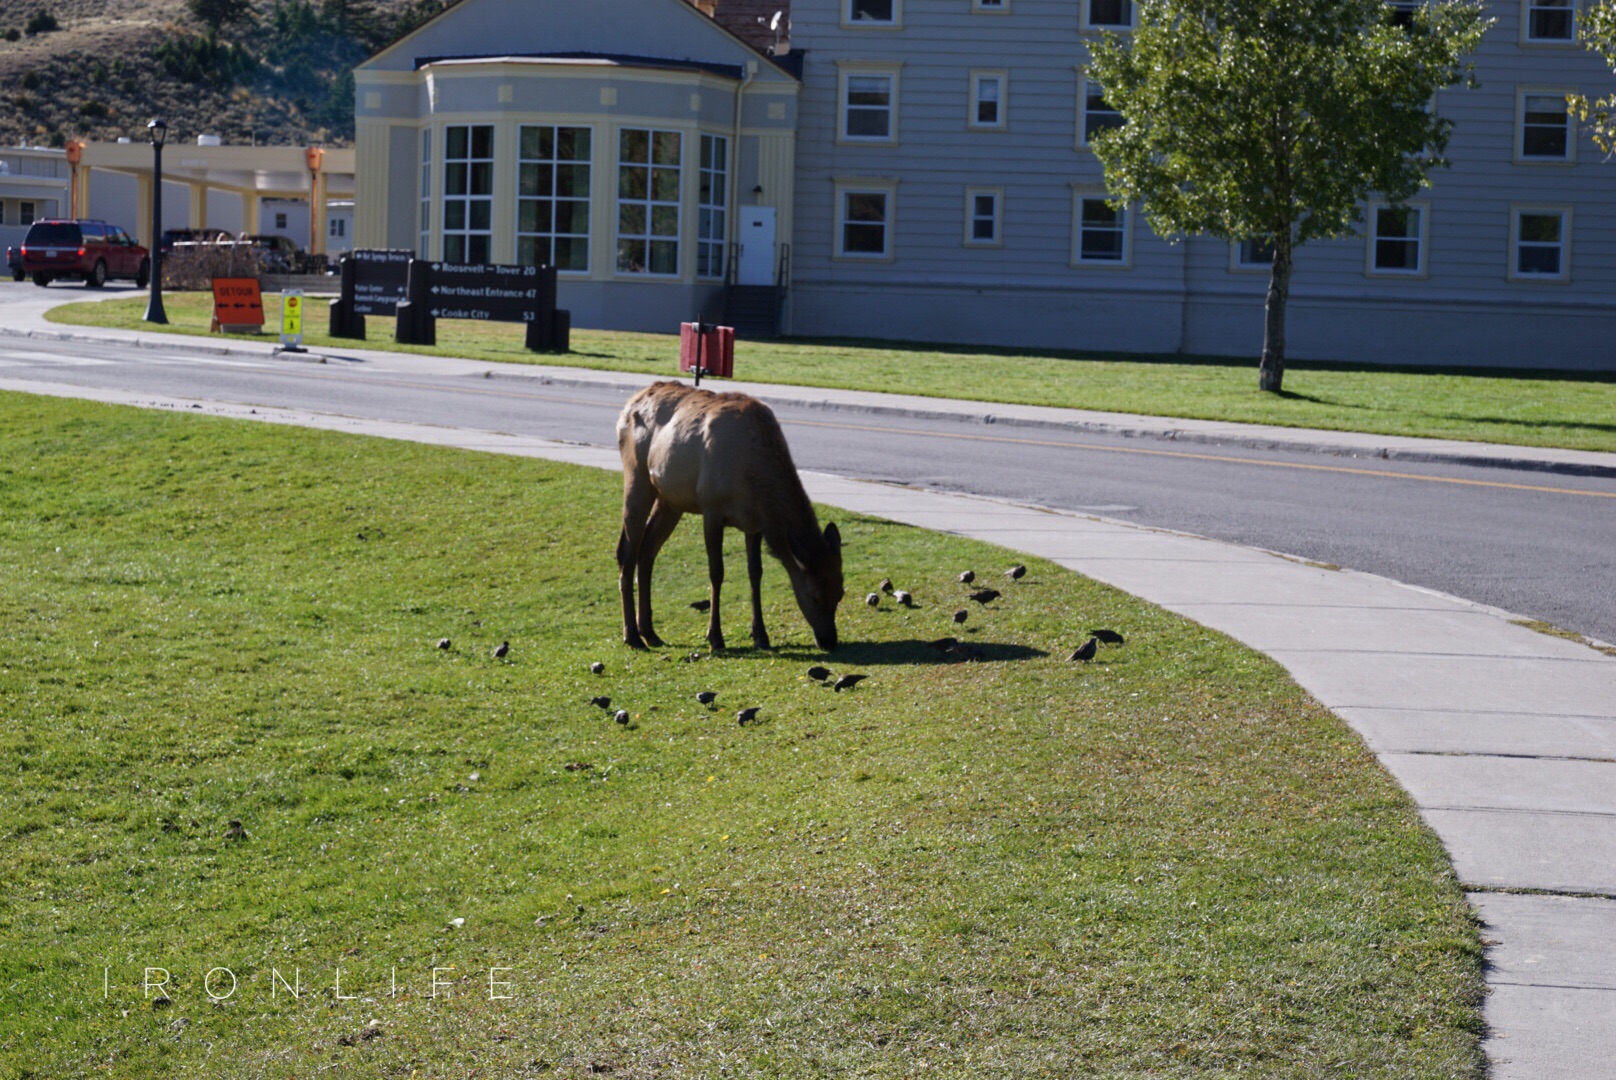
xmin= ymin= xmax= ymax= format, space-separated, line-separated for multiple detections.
xmin=218 ymin=362 xmax=1616 ymax=501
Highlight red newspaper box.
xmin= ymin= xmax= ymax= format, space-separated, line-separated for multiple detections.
xmin=679 ymin=322 xmax=735 ymax=380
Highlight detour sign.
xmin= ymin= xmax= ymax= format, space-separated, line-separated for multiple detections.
xmin=211 ymin=277 xmax=264 ymax=333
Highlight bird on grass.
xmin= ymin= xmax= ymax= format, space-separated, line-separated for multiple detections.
xmin=697 ymin=691 xmax=717 ymax=705
xmin=958 ymin=570 xmax=975 ymax=584
xmin=896 ymin=591 xmax=914 ymax=608
xmin=437 ymin=638 xmax=452 ymax=650
xmin=833 ymin=673 xmax=867 ymax=692
xmin=866 ymin=593 xmax=880 ymax=608
xmin=590 ymin=696 xmax=611 ymax=710
xmin=1090 ymin=629 xmax=1126 ymax=646
xmin=689 ymin=599 xmax=711 ymax=612
xmin=1069 ymin=638 xmax=1099 ymax=663
xmin=807 ymin=666 xmax=832 ymax=681
xmin=879 ymin=578 xmax=895 ymax=594
xmin=494 ymin=641 xmax=510 ymax=659
xmin=952 ymin=609 xmax=969 ymax=625
xmin=968 ymin=588 xmax=1001 ymax=605
xmin=736 ymin=707 xmax=760 ymax=726
xmin=590 ymin=661 xmax=605 ymax=674
xmin=614 ymin=709 xmax=630 ymax=725
xmin=224 ymin=820 xmax=246 ymax=840
xmin=1006 ymin=565 xmax=1026 ymax=580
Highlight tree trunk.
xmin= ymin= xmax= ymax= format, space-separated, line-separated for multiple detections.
xmin=1259 ymin=237 xmax=1292 ymax=393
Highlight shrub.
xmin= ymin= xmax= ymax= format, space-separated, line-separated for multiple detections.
xmin=21 ymin=71 xmax=40 ymax=89
xmin=78 ymin=100 xmax=109 ymax=119
xmin=160 ymin=244 xmax=261 ymax=292
xmin=24 ymin=10 xmax=59 ymax=34
xmin=3 ymin=27 xmax=20 ymax=41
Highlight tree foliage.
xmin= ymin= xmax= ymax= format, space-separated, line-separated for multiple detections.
xmin=1569 ymin=0 xmax=1616 ymax=153
xmin=187 ymin=0 xmax=252 ymax=34
xmin=1084 ymin=0 xmax=1489 ymax=391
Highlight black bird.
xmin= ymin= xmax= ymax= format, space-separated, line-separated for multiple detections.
xmin=865 ymin=593 xmax=880 ymax=607
xmin=926 ymin=637 xmax=957 ymax=652
xmin=614 ymin=709 xmax=630 ymax=725
xmin=437 ymin=638 xmax=452 ymax=650
xmin=1090 ymin=629 xmax=1126 ymax=646
xmin=833 ymin=673 xmax=867 ymax=692
xmin=690 ymin=599 xmax=711 ymax=612
xmin=1006 ymin=565 xmax=1027 ymax=580
xmin=590 ymin=696 xmax=611 ymax=710
xmin=590 ymin=661 xmax=605 ymax=674
xmin=736 ymin=707 xmax=760 ymax=726
xmin=968 ymin=588 xmax=1001 ymax=605
xmin=494 ymin=641 xmax=510 ymax=659
xmin=952 ymin=609 xmax=969 ymax=625
xmin=807 ymin=665 xmax=832 ymax=681
xmin=958 ymin=570 xmax=975 ymax=584
xmin=697 ymin=691 xmax=717 ymax=705
xmin=879 ymin=578 xmax=894 ymax=594
xmin=1069 ymin=638 xmax=1099 ymax=662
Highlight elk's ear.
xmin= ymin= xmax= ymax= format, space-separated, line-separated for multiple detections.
xmin=823 ymin=522 xmax=841 ymax=550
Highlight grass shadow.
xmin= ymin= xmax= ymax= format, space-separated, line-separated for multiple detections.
xmin=768 ymin=638 xmax=1047 ymax=666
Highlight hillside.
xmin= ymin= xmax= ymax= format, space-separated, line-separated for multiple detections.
xmin=0 ymin=0 xmax=443 ymax=147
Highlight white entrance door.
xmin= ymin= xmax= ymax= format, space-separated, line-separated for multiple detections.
xmin=737 ymin=206 xmax=776 ymax=285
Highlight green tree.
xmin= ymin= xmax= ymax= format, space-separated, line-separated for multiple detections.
xmin=1085 ymin=0 xmax=1489 ymax=392
xmin=187 ymin=0 xmax=251 ymax=34
xmin=1569 ymin=1 xmax=1616 ymax=152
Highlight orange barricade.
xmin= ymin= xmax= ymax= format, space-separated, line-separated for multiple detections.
xmin=211 ymin=277 xmax=264 ymax=333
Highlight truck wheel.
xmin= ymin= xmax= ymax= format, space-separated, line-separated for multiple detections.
xmin=32 ymin=272 xmax=51 ymax=287
xmin=86 ymin=260 xmax=107 ymax=288
xmin=135 ymin=259 xmax=150 ymax=289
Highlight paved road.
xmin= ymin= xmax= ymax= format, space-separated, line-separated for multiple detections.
xmin=3 ymin=280 xmax=1614 ymax=644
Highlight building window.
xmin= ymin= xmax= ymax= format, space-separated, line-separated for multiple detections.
xmin=20 ymin=201 xmax=34 ymax=225
xmin=1519 ymin=91 xmax=1573 ymax=161
xmin=1386 ymin=0 xmax=1420 ymax=27
xmin=1511 ymin=207 xmax=1570 ymax=281
xmin=1084 ymin=0 xmax=1133 ymax=29
xmin=419 ymin=128 xmax=432 ymax=258
xmin=963 ymin=187 xmax=1002 ymax=247
xmin=329 ymin=218 xmax=346 ymax=238
xmin=1233 ymin=237 xmax=1276 ymax=271
xmin=697 ymin=134 xmax=729 ymax=280
xmin=1368 ymin=203 xmax=1426 ymax=275
xmin=845 ymin=0 xmax=900 ymax=25
xmin=274 ymin=212 xmax=288 ymax=230
xmin=617 ymin=128 xmax=681 ymax=276
xmin=0 ymin=202 xmax=7 ymax=226
xmin=517 ymin=125 xmax=592 ymax=272
xmin=1524 ymin=0 xmax=1575 ymax=41
xmin=444 ymin=124 xmax=494 ymax=265
xmin=839 ymin=64 xmax=900 ymax=143
xmin=835 ymin=180 xmax=897 ymax=259
xmin=1073 ymin=193 xmax=1129 ymax=266
xmin=970 ymin=71 xmax=1007 ymax=129
xmin=1081 ymin=79 xmax=1123 ymax=145
xmin=972 ymin=0 xmax=1009 ymax=11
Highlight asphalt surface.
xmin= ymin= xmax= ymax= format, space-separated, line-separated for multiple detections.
xmin=2 ymin=280 xmax=1614 ymax=645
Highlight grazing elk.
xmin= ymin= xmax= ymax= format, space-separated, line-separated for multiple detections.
xmin=616 ymin=381 xmax=844 ymax=652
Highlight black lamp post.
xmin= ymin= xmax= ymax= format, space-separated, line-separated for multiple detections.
xmin=143 ymin=118 xmax=168 ymax=325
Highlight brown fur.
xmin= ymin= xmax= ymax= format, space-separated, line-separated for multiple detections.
xmin=616 ymin=381 xmax=844 ymax=651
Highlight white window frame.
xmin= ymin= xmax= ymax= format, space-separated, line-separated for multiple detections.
xmin=838 ymin=61 xmax=902 ymax=145
xmin=1516 ymin=87 xmax=1576 ymax=163
xmin=616 ymin=127 xmax=684 ymax=278
xmin=1509 ymin=205 xmax=1572 ymax=283
xmin=442 ymin=123 xmax=495 ymax=265
xmin=1229 ymin=237 xmax=1276 ymax=273
xmin=1521 ymin=0 xmax=1577 ymax=43
xmin=516 ymin=124 xmax=593 ymax=274
xmin=419 ymin=127 xmax=433 ymax=258
xmin=697 ymin=133 xmax=729 ymax=281
xmin=1078 ymin=74 xmax=1123 ymax=148
xmin=963 ymin=186 xmax=1004 ymax=248
xmin=1365 ymin=200 xmax=1429 ymax=277
xmin=1071 ymin=187 xmax=1132 ymax=268
xmin=1082 ymin=0 xmax=1135 ymax=30
xmin=969 ymin=70 xmax=1008 ymax=130
xmin=843 ymin=0 xmax=902 ymax=28
xmin=834 ymin=177 xmax=899 ymax=261
xmin=972 ymin=0 xmax=1010 ymax=12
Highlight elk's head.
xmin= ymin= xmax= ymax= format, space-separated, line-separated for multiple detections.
xmin=787 ymin=522 xmax=844 ymax=651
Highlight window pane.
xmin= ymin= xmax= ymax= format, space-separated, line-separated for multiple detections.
xmin=974 ymin=194 xmax=996 ymax=217
xmin=847 ymin=110 xmax=891 ymax=138
xmin=844 ymin=222 xmax=886 ymax=253
xmin=554 ymin=200 xmax=588 ymax=234
xmin=446 ymin=126 xmax=468 ymax=159
xmin=848 ymin=77 xmax=890 ymax=105
xmin=517 ymin=235 xmax=540 ymax=266
xmin=618 ymin=239 xmax=646 ymax=273
xmin=1375 ymin=239 xmax=1419 ymax=270
xmin=518 ymin=200 xmax=539 ymax=233
xmin=620 ymin=128 xmax=648 ymax=163
xmin=1081 ymin=200 xmax=1120 ymax=226
xmin=1523 ymin=95 xmax=1570 ymax=157
xmin=470 ymin=126 xmax=493 ymax=159
xmin=619 ymin=203 xmax=647 ymax=235
xmin=1518 ymin=245 xmax=1561 ymax=275
xmin=1529 ymin=0 xmax=1573 ymax=38
xmin=444 ymin=234 xmax=466 ymax=263
xmin=1520 ymin=213 xmax=1562 ymax=243
xmin=653 ymin=131 xmax=681 ymax=165
xmin=973 ymin=218 xmax=996 ymax=240
xmin=851 ymin=0 xmax=894 ymax=20
xmin=651 ymin=206 xmax=679 ymax=237
xmin=847 ymin=192 xmax=887 ymax=223
xmin=651 ymin=167 xmax=681 ymax=201
xmin=619 ymin=166 xmax=648 ymax=200
xmin=444 ymin=201 xmax=466 ymax=230
xmin=469 ymin=201 xmax=491 ymax=231
xmin=446 ymin=162 xmax=468 ymax=196
xmin=556 ymin=237 xmax=589 ymax=271
xmin=1089 ymin=0 xmax=1131 ymax=25
xmin=650 ymin=241 xmax=678 ymax=274
xmin=556 ymin=165 xmax=589 ymax=197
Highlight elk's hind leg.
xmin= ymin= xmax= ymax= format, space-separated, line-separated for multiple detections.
xmin=746 ymin=530 xmax=770 ymax=650
xmin=618 ymin=479 xmax=655 ymax=649
xmin=635 ymin=499 xmax=682 ymax=648
xmin=702 ymin=511 xmax=727 ymax=652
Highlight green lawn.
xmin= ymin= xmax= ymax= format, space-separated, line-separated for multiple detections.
xmin=48 ymin=290 xmax=1616 ymax=454
xmin=0 ymin=393 xmax=1484 ymax=1078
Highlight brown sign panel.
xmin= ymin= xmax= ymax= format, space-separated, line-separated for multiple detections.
xmin=211 ymin=277 xmax=264 ymax=329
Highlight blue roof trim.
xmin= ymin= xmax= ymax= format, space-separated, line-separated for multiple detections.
xmin=414 ymin=50 xmax=749 ymax=81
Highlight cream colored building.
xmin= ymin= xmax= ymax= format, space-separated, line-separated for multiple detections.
xmin=353 ymin=0 xmax=799 ymax=329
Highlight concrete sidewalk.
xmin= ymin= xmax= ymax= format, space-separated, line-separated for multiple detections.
xmin=6 ymin=293 xmax=1616 ymax=479
xmin=5 ymin=304 xmax=1615 ymax=1075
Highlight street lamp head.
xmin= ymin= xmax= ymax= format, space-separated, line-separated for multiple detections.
xmin=147 ymin=118 xmax=167 ymax=149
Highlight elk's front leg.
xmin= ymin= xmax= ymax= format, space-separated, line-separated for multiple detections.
xmin=618 ymin=479 xmax=654 ymax=649
xmin=703 ymin=512 xmax=726 ymax=651
xmin=746 ymin=530 xmax=770 ymax=650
